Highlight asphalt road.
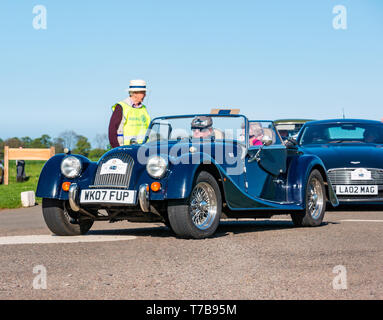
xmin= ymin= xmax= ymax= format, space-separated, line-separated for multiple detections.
xmin=0 ymin=205 xmax=382 ymax=300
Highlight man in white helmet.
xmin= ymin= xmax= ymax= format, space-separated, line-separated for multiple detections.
xmin=108 ymin=80 xmax=151 ymax=147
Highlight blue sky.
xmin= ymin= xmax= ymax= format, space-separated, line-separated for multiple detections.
xmin=0 ymin=0 xmax=382 ymax=147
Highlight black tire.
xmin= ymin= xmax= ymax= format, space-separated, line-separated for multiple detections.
xmin=168 ymin=171 xmax=222 ymax=239
xmin=42 ymin=198 xmax=93 ymax=236
xmin=291 ymin=169 xmax=326 ymax=227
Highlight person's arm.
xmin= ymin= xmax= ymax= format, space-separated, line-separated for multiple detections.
xmin=108 ymin=104 xmax=123 ymax=148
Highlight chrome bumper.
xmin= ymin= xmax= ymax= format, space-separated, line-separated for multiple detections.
xmin=68 ymin=183 xmax=80 ymax=212
xmin=138 ymin=184 xmax=150 ymax=212
xmin=68 ymin=183 xmax=150 ymax=213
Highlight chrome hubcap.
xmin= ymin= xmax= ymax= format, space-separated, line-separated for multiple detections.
xmin=190 ymin=182 xmax=217 ymax=230
xmin=308 ymin=177 xmax=324 ymax=219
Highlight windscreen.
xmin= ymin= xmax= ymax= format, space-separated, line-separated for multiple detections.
xmin=145 ymin=115 xmax=247 ymax=145
xmin=299 ymin=123 xmax=383 ymax=145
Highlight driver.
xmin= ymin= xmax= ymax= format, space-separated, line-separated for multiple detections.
xmin=303 ymin=128 xmax=323 ymax=144
xmin=191 ymin=116 xmax=214 ymax=139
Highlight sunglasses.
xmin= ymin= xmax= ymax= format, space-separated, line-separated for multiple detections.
xmin=192 ymin=128 xmax=210 ymax=133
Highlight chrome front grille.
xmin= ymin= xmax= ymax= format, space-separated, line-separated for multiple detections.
xmin=91 ymin=152 xmax=134 ymax=188
xmin=327 ymin=168 xmax=383 ymax=185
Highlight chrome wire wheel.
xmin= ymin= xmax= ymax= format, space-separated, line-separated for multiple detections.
xmin=307 ymin=177 xmax=324 ymax=220
xmin=190 ymin=182 xmax=218 ymax=230
xmin=291 ymin=169 xmax=326 ymax=228
xmin=167 ymin=171 xmax=222 ymax=239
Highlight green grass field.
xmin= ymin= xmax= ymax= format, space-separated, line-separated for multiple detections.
xmin=0 ymin=161 xmax=46 ymax=209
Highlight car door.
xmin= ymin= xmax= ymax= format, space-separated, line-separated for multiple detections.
xmin=244 ymin=122 xmax=287 ymax=202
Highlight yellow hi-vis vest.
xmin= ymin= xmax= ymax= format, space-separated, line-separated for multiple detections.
xmin=112 ymin=101 xmax=151 ymax=145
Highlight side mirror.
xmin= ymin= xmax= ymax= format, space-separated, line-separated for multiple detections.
xmin=262 ymin=135 xmax=273 ymax=146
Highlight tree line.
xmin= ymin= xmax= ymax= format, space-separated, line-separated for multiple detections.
xmin=0 ymin=131 xmax=110 ymax=160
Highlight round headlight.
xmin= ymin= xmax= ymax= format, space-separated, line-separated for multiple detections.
xmin=60 ymin=156 xmax=82 ymax=178
xmin=146 ymin=156 xmax=168 ymax=179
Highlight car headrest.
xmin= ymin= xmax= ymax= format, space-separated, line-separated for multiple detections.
xmin=263 ymin=128 xmax=276 ymax=144
xmin=213 ymin=128 xmax=225 ymax=140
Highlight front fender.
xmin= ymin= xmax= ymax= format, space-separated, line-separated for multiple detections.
xmin=287 ymin=154 xmax=339 ymax=207
xmin=165 ymin=153 xmax=221 ymax=200
xmin=36 ymin=154 xmax=97 ymax=200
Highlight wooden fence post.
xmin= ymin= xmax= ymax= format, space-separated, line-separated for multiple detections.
xmin=3 ymin=146 xmax=55 ymax=186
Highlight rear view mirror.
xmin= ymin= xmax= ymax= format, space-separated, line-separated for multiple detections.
xmin=341 ymin=124 xmax=356 ymax=131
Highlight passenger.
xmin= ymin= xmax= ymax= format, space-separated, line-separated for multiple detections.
xmin=364 ymin=128 xmax=379 ymax=143
xmin=191 ymin=116 xmax=214 ymax=139
xmin=249 ymin=122 xmax=264 ymax=146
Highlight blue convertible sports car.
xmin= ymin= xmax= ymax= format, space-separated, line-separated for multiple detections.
xmin=36 ymin=112 xmax=338 ymax=239
xmin=296 ymin=119 xmax=383 ymax=203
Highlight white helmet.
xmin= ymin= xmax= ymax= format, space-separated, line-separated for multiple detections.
xmin=126 ymin=79 xmax=147 ymax=92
